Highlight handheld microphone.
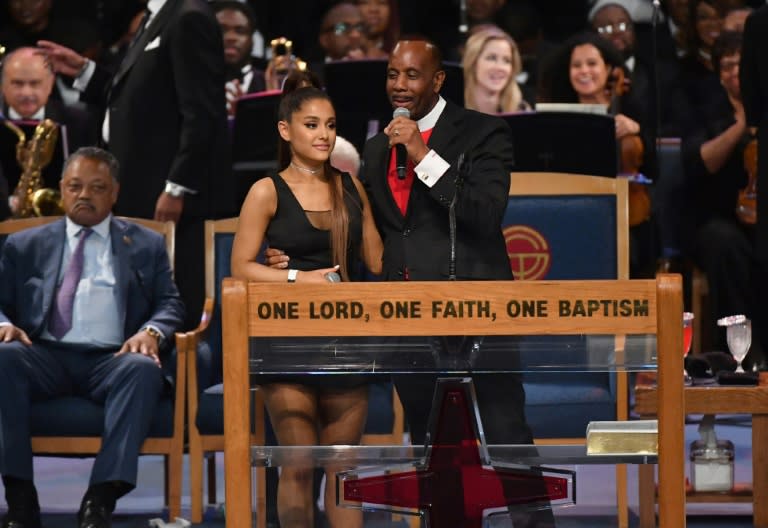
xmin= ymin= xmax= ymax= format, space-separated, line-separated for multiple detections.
xmin=392 ymin=107 xmax=410 ymax=180
xmin=325 ymin=271 xmax=341 ymax=283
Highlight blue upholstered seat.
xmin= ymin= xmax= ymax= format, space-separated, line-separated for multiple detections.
xmin=31 ymin=396 xmax=175 ymax=438
xmin=504 ymin=176 xmax=626 ymax=440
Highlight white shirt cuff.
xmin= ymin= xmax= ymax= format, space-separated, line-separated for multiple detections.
xmin=72 ymin=60 xmax=96 ymax=91
xmin=414 ymin=150 xmax=450 ymax=188
xmin=165 ymin=181 xmax=197 ymax=195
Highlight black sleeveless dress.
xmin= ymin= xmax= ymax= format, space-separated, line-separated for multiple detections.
xmin=258 ymin=172 xmax=367 ymax=388
xmin=266 ymin=172 xmax=362 ymax=279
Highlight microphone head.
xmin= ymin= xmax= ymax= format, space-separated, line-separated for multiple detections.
xmin=325 ymin=271 xmax=341 ymax=283
xmin=393 ymin=107 xmax=410 ymax=119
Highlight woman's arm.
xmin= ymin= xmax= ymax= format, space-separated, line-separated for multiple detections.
xmin=699 ymin=101 xmax=747 ymax=175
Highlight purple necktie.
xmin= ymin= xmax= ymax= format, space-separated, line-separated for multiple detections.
xmin=48 ymin=228 xmax=93 ymax=339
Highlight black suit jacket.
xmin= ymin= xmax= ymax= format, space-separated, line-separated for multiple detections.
xmin=82 ymin=0 xmax=233 ymax=220
xmin=360 ymin=100 xmax=514 ymax=281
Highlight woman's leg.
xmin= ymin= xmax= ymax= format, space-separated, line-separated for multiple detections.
xmin=262 ymin=383 xmax=319 ymax=528
xmin=318 ymin=385 xmax=369 ymax=528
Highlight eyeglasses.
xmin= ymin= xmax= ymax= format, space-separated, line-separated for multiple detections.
xmin=323 ymin=22 xmax=367 ymax=36
xmin=596 ymin=22 xmax=629 ymax=35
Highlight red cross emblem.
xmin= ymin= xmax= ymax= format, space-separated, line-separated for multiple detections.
xmin=339 ymin=378 xmax=573 ymax=527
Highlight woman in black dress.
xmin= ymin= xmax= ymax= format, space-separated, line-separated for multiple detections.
xmin=231 ymin=86 xmax=383 ymax=528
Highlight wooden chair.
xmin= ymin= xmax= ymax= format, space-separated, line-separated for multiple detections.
xmin=0 ymin=215 xmax=185 ymax=519
xmin=504 ymin=172 xmax=632 ymax=527
xmin=185 ymin=217 xmax=267 ymax=526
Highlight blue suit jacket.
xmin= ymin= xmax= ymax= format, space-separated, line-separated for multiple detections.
xmin=0 ymin=217 xmax=185 ymax=347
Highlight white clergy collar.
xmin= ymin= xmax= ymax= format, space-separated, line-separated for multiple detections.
xmin=416 ymin=96 xmax=446 ymax=132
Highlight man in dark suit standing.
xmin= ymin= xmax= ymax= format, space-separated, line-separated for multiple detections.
xmin=360 ymin=37 xmax=553 ymax=525
xmin=741 ymin=5 xmax=768 ymax=367
xmin=359 ymin=35 xmax=523 ymax=438
xmin=212 ymin=0 xmax=266 ymax=118
xmin=38 ymin=0 xmax=231 ymax=329
xmin=0 ymin=146 xmax=184 ymax=528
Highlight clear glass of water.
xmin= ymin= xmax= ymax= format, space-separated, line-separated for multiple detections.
xmin=719 ymin=315 xmax=752 ymax=373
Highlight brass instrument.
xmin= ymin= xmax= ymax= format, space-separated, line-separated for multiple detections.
xmin=266 ymin=37 xmax=307 ymax=90
xmin=4 ymin=118 xmax=63 ymax=217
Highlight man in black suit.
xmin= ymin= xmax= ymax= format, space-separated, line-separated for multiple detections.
xmin=741 ymin=5 xmax=768 ymax=368
xmin=0 ymin=147 xmax=184 ymax=528
xmin=358 ymin=34 xmax=526 ymax=436
xmin=212 ymin=0 xmax=266 ymax=117
xmin=38 ymin=0 xmax=232 ymax=329
xmin=361 ymin=37 xmax=553 ymax=525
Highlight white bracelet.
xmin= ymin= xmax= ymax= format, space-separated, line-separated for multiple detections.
xmin=287 ymin=269 xmax=298 ymax=283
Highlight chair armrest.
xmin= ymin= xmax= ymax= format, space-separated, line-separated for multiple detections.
xmin=186 ymin=296 xmax=214 ymax=404
xmin=192 ymin=297 xmax=215 ymax=336
xmin=172 ymin=331 xmax=188 ymax=438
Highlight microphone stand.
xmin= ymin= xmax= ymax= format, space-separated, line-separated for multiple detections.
xmin=458 ymin=0 xmax=468 ymax=35
xmin=448 ymin=153 xmax=465 ymax=281
xmin=440 ymin=153 xmax=480 ymax=369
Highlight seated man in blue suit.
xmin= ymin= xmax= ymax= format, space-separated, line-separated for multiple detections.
xmin=0 ymin=146 xmax=185 ymax=528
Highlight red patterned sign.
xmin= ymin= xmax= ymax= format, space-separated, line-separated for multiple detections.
xmin=504 ymin=225 xmax=552 ymax=280
xmin=340 ymin=379 xmax=570 ymax=527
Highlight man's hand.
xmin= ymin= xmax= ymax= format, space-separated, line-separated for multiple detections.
xmin=264 ymin=247 xmax=289 ymax=269
xmin=116 ymin=331 xmax=161 ymax=367
xmin=155 ymin=192 xmax=184 ymax=223
xmin=36 ymin=40 xmax=88 ymax=77
xmin=384 ymin=115 xmax=429 ymax=164
xmin=0 ymin=324 xmax=32 ymax=345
